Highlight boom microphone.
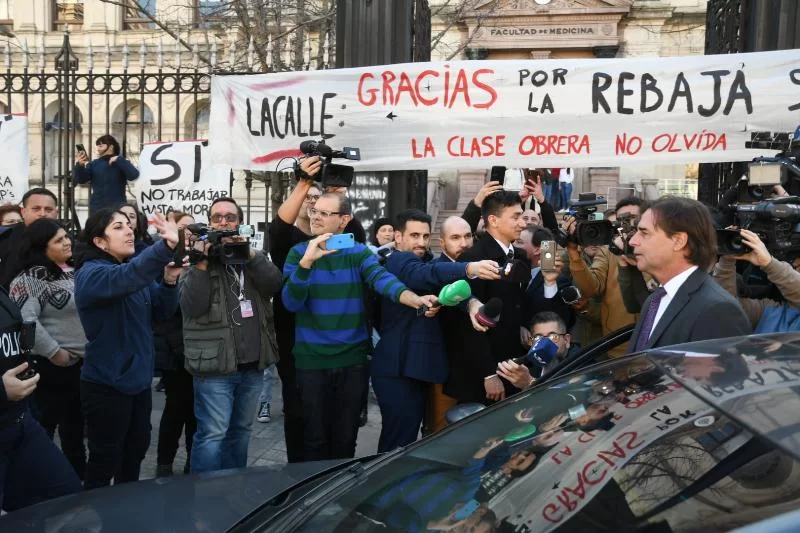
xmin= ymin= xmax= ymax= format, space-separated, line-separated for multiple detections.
xmin=475 ymin=298 xmax=503 ymax=328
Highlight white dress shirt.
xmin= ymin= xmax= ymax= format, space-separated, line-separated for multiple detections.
xmin=648 ymin=265 xmax=699 ymax=339
xmin=492 ymin=237 xmax=515 ymax=259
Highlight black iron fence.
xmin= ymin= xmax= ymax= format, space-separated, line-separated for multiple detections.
xmin=2 ymin=31 xmax=392 ymax=235
xmin=2 ymin=32 xmax=220 ymax=228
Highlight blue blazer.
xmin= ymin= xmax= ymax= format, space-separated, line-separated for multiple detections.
xmin=372 ymin=251 xmax=467 ymax=384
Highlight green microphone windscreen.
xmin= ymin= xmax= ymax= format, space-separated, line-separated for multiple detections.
xmin=438 ymin=279 xmax=472 ymax=306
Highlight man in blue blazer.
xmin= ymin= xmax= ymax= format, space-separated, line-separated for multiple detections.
xmin=372 ymin=210 xmax=500 ymax=452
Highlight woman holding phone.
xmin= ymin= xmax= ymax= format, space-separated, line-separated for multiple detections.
xmin=74 ymin=135 xmax=140 ymax=214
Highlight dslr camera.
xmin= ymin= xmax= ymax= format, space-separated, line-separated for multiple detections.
xmin=297 ymin=140 xmax=361 ymax=188
xmin=185 ymin=223 xmax=254 ymax=265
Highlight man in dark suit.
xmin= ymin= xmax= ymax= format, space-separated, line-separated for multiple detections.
xmin=446 ymin=191 xmax=530 ymax=405
xmin=373 ymin=210 xmax=500 ymax=452
xmin=628 ymin=196 xmax=750 ymax=351
xmin=428 ymin=216 xmax=476 ymax=433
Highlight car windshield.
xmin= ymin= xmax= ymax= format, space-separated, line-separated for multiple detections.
xmin=287 ymin=337 xmax=800 ymax=533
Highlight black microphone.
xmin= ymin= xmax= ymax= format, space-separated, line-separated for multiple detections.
xmin=475 ymin=298 xmax=503 ymax=328
xmin=299 ymin=140 xmax=333 ymax=158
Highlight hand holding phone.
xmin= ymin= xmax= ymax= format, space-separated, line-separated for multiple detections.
xmin=324 ymin=233 xmax=355 ymax=251
xmin=540 ymin=240 xmax=556 ymax=271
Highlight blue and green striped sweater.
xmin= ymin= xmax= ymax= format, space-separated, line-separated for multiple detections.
xmin=282 ymin=241 xmax=408 ymax=370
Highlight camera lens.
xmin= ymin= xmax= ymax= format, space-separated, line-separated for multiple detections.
xmin=730 ymin=234 xmax=747 ymax=253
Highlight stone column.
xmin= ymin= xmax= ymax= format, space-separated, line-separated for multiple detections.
xmin=83 ymin=0 xmax=111 ymax=30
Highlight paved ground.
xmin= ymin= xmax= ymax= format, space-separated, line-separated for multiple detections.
xmin=139 ymin=373 xmax=382 ymax=479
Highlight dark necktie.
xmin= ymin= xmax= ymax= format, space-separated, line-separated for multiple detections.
xmin=506 ymin=248 xmax=514 ymax=262
xmin=633 ymin=287 xmax=667 ymax=352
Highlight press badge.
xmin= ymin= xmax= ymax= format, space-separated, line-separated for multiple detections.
xmin=240 ymin=300 xmax=254 ymax=318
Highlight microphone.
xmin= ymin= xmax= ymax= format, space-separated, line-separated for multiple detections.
xmin=299 ymin=140 xmax=334 ymax=158
xmin=513 ymin=336 xmax=559 ymax=369
xmin=475 ymin=298 xmax=503 ymax=328
xmin=433 ymin=279 xmax=472 ymax=308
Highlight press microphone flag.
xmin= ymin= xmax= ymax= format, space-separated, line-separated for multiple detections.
xmin=433 ymin=279 xmax=472 ymax=308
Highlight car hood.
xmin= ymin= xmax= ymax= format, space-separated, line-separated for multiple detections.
xmin=0 ymin=459 xmax=350 ymax=533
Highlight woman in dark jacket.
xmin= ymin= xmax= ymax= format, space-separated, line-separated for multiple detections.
xmin=154 ymin=212 xmax=196 ymax=477
xmin=9 ymin=219 xmax=88 ymax=480
xmin=74 ymin=135 xmax=139 ymax=213
xmin=74 ymin=208 xmax=182 ymax=489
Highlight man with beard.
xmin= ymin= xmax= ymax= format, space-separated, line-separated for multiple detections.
xmin=373 ymin=209 xmax=500 ymax=451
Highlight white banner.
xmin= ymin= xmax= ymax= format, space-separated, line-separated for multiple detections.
xmin=0 ymin=115 xmax=30 ymax=204
xmin=210 ymin=50 xmax=800 ymax=171
xmin=134 ymin=140 xmax=231 ymax=223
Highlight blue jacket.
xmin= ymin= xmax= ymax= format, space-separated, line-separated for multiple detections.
xmin=373 ymin=251 xmax=467 ymax=384
xmin=73 ymin=156 xmax=139 ymax=212
xmin=75 ymin=241 xmax=178 ymax=394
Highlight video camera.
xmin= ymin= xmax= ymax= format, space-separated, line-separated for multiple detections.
xmin=555 ymin=193 xmax=613 ymax=247
xmin=184 ymin=223 xmax=254 ymax=265
xmin=297 ymin=140 xmax=361 ymax=188
xmin=717 ymin=126 xmax=800 ymax=258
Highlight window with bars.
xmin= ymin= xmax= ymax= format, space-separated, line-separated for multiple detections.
xmin=0 ymin=0 xmax=12 ymax=29
xmin=53 ymin=0 xmax=84 ymax=31
xmin=125 ymin=0 xmax=157 ymax=30
xmin=195 ymin=0 xmax=231 ymax=28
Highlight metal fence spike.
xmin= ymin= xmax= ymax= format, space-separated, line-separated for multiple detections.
xmin=156 ymin=40 xmax=164 ymax=69
xmin=122 ymin=42 xmax=129 ymax=70
xmin=139 ymin=42 xmax=147 ymax=70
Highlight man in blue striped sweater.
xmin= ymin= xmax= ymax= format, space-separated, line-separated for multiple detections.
xmin=283 ymin=193 xmax=436 ymax=460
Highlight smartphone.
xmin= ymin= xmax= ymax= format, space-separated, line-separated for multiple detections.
xmin=326 ymin=233 xmax=355 ymax=251
xmin=76 ymin=143 xmax=86 ymax=154
xmin=540 ymin=240 xmax=556 ymax=271
xmin=490 ymin=165 xmax=507 ymax=185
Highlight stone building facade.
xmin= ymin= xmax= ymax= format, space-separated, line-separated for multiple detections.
xmin=429 ymin=0 xmax=707 ymax=211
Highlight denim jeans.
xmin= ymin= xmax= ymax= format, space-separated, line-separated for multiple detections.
xmin=561 ymin=182 xmax=573 ymax=210
xmin=191 ymin=369 xmax=262 ymax=473
xmin=296 ymin=363 xmax=366 ymax=461
xmin=258 ymin=364 xmax=276 ymax=405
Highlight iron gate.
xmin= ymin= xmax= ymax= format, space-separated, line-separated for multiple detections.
xmin=2 ymin=31 xmax=222 ymax=230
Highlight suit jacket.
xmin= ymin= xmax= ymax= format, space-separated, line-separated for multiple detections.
xmin=445 ymin=234 xmax=530 ymax=403
xmin=372 ymin=250 xmax=467 ymax=384
xmin=629 ymin=268 xmax=751 ymax=352
xmin=523 ymin=271 xmax=575 ymax=331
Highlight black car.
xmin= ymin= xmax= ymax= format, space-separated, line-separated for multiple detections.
xmin=5 ymin=331 xmax=800 ymax=532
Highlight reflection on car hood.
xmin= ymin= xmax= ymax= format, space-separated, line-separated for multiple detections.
xmin=289 ymin=333 xmax=800 ymax=533
xmin=0 ymin=459 xmax=349 ymax=533
xmin=647 ymin=331 xmax=800 ymax=461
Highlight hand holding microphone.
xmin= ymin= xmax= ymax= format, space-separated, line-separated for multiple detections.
xmin=468 ymin=297 xmax=503 ymax=332
xmin=513 ymin=336 xmax=559 ymax=369
xmin=417 ymin=279 xmax=472 ymax=316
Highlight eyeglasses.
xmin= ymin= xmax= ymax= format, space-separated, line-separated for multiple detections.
xmin=532 ymin=332 xmax=566 ymax=343
xmin=210 ymin=214 xmax=238 ymax=223
xmin=304 ymin=194 xmax=320 ymax=202
xmin=308 ymin=208 xmax=343 ymax=218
